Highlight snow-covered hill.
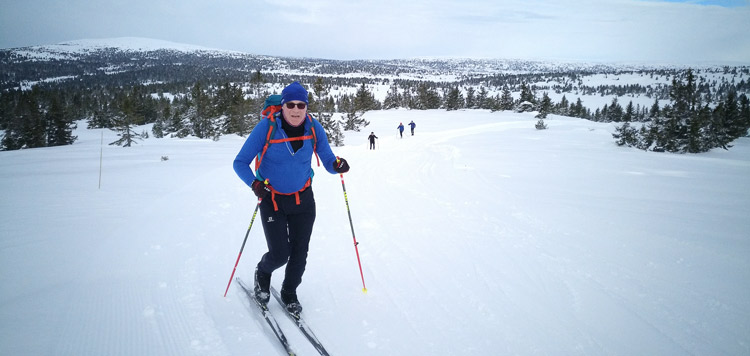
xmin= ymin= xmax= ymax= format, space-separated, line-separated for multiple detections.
xmin=10 ymin=37 xmax=235 ymax=60
xmin=1 ymin=109 xmax=748 ymax=355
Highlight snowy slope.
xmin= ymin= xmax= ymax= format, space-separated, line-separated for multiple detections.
xmin=1 ymin=110 xmax=749 ymax=355
xmin=11 ymin=37 xmax=234 ymax=60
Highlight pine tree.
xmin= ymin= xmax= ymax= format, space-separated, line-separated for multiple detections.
xmin=401 ymin=87 xmax=414 ymax=109
xmin=570 ymin=98 xmax=585 ymax=118
xmin=518 ymin=82 xmax=535 ymax=106
xmin=739 ymin=94 xmax=750 ymax=137
xmin=499 ymin=86 xmax=514 ymax=111
xmin=416 ymin=83 xmax=441 ymax=109
xmin=217 ymin=82 xmax=249 ymax=136
xmin=341 ymin=90 xmax=370 ymax=132
xmin=488 ymin=95 xmax=502 ymax=112
xmin=721 ymin=90 xmax=745 ymax=140
xmin=187 ymin=82 xmax=215 ymax=139
xmin=476 ymin=87 xmax=489 ymax=109
xmin=46 ymin=93 xmax=77 ymax=147
xmin=313 ymin=77 xmax=344 ymax=145
xmin=465 ymin=87 xmax=476 ymax=109
xmin=556 ymin=95 xmax=570 ymax=116
xmin=353 ymin=83 xmax=378 ymax=112
xmin=613 ymin=122 xmax=638 ymax=146
xmin=648 ymin=98 xmax=660 ymax=121
xmin=383 ymin=83 xmax=401 ymax=110
xmin=686 ymin=105 xmax=711 ymax=153
xmin=109 ymin=112 xmax=143 ymax=147
xmin=605 ymin=97 xmax=623 ymax=122
xmin=623 ymin=101 xmax=635 ymax=123
xmin=535 ymin=119 xmax=548 ymax=130
xmin=6 ymin=90 xmax=47 ymax=149
xmin=444 ymin=86 xmax=464 ymax=111
xmin=536 ymin=92 xmax=552 ymax=119
xmin=250 ymin=70 xmax=266 ymax=98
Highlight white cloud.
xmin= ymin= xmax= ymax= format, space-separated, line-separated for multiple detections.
xmin=1 ymin=0 xmax=748 ymax=63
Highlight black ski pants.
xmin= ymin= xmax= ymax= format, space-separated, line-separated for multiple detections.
xmin=257 ymin=187 xmax=316 ymax=292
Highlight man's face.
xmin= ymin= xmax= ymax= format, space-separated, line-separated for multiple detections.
xmin=282 ymin=101 xmax=307 ymax=126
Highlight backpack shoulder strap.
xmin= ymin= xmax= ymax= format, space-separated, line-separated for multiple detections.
xmin=307 ymin=114 xmax=320 ymax=167
xmin=255 ymin=94 xmax=284 ymax=175
xmin=255 ymin=115 xmax=277 ymax=173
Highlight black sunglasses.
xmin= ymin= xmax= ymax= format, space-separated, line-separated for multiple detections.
xmin=285 ymin=102 xmax=307 ymax=110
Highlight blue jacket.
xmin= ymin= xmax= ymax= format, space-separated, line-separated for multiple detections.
xmin=233 ymin=114 xmax=338 ymax=194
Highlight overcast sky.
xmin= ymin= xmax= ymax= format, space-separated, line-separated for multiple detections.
xmin=1 ymin=0 xmax=748 ymax=64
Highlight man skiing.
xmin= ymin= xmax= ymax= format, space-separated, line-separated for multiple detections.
xmin=408 ymin=120 xmax=416 ymax=136
xmin=397 ymin=122 xmax=404 ymax=138
xmin=367 ymin=132 xmax=378 ymax=150
xmin=233 ymin=81 xmax=350 ymax=315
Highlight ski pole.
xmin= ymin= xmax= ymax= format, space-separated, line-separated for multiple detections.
xmin=223 ymin=197 xmax=262 ymax=297
xmin=337 ymin=159 xmax=367 ymax=293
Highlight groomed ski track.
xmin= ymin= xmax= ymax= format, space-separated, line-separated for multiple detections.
xmin=1 ymin=109 xmax=749 ymax=355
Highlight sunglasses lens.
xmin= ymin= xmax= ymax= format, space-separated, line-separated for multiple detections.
xmin=286 ymin=102 xmax=306 ymax=109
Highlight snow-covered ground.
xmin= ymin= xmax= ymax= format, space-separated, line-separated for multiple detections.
xmin=1 ymin=110 xmax=748 ymax=355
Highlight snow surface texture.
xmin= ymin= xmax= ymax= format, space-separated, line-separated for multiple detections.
xmin=1 ymin=110 xmax=748 ymax=355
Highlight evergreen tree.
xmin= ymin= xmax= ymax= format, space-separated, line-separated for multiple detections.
xmin=535 ymin=119 xmax=548 ymax=130
xmin=313 ymin=77 xmax=344 ymax=145
xmin=721 ymin=90 xmax=745 ymax=140
xmin=640 ymin=116 xmax=663 ymax=151
xmin=518 ymin=82 xmax=535 ymax=106
xmin=499 ymin=86 xmax=514 ymax=111
xmin=4 ymin=90 xmax=47 ymax=149
xmin=416 ymin=83 xmax=441 ymax=109
xmin=570 ymin=98 xmax=586 ymax=118
xmin=476 ymin=87 xmax=489 ymax=109
xmin=465 ymin=87 xmax=476 ymax=109
xmin=400 ymin=86 xmax=414 ymax=109
xmin=623 ymin=101 xmax=635 ymax=123
xmin=444 ymin=86 xmax=464 ymax=111
xmin=686 ymin=105 xmax=711 ymax=153
xmin=216 ymin=82 xmax=249 ymax=136
xmin=383 ymin=83 xmax=401 ymax=109
xmin=556 ymin=95 xmax=570 ymax=116
xmin=187 ymin=82 xmax=215 ymax=139
xmin=341 ymin=91 xmax=370 ymax=132
xmin=605 ymin=97 xmax=624 ymax=122
xmin=613 ymin=122 xmax=638 ymax=146
xmin=250 ymin=70 xmax=266 ymax=98
xmin=46 ymin=93 xmax=77 ymax=147
xmin=353 ymin=82 xmax=379 ymax=113
xmin=648 ymin=98 xmax=660 ymax=121
xmin=536 ymin=92 xmax=552 ymax=119
xmin=488 ymin=95 xmax=502 ymax=112
xmin=739 ymin=94 xmax=750 ymax=137
xmin=109 ymin=112 xmax=143 ymax=147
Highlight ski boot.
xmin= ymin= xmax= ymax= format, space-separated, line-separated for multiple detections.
xmin=280 ymin=288 xmax=303 ymax=317
xmin=254 ymin=267 xmax=271 ymax=305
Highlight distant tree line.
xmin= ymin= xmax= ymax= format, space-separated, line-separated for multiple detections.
xmin=612 ymin=69 xmax=750 ymax=153
xmin=1 ymin=59 xmax=749 ymax=152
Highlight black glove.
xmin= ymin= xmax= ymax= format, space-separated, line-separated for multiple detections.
xmin=251 ymin=179 xmax=271 ymax=199
xmin=333 ymin=158 xmax=350 ymax=173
